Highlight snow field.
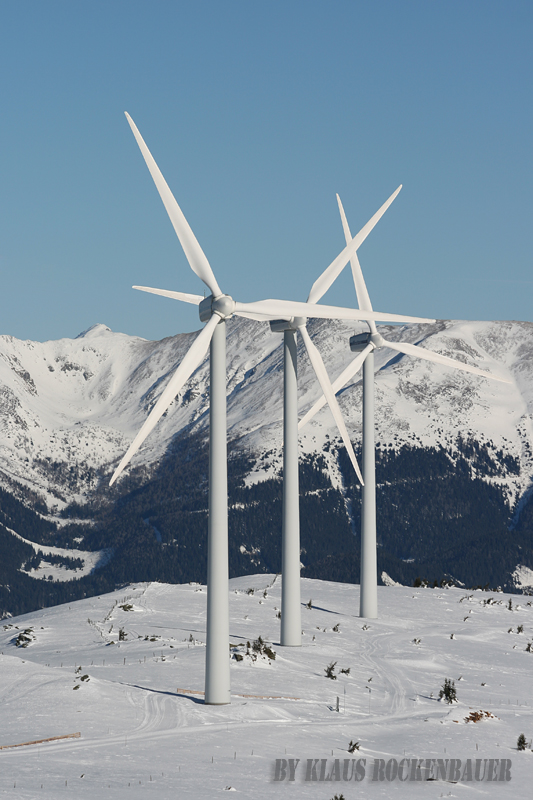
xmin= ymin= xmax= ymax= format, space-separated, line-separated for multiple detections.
xmin=0 ymin=576 xmax=532 ymax=797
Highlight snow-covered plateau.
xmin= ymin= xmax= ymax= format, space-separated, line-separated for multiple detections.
xmin=1 ymin=576 xmax=532 ymax=798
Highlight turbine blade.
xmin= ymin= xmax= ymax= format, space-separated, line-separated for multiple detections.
xmin=235 ymin=298 xmax=434 ymax=325
xmin=307 ymin=185 xmax=402 ymax=304
xmin=110 ymin=314 xmax=219 ymax=486
xmin=337 ymin=194 xmax=377 ymax=335
xmin=299 ymin=326 xmax=364 ymax=485
xmin=299 ymin=343 xmax=373 ymax=429
xmin=234 ymin=311 xmax=274 ymax=322
xmin=382 ymin=338 xmax=511 ymax=383
xmin=125 ymin=113 xmax=222 ymax=298
xmin=133 ymin=285 xmax=203 ymax=305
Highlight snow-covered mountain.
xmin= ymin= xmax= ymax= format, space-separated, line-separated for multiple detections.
xmin=0 ymin=318 xmax=531 ymax=510
xmin=1 ymin=317 xmax=532 ymax=611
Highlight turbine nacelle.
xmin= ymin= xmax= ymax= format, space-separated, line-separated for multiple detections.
xmin=350 ymin=331 xmax=384 ymax=352
xmin=199 ymin=293 xmax=235 ymax=322
xmin=269 ymin=317 xmax=307 ymax=333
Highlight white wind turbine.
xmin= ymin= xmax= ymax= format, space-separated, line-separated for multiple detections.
xmin=110 ymin=113 xmax=434 ymax=703
xmin=271 ymin=184 xmax=402 ymax=647
xmin=299 ymin=194 xmax=511 ymax=619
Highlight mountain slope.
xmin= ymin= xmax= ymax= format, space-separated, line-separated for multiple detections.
xmin=0 ymin=318 xmax=532 ymax=613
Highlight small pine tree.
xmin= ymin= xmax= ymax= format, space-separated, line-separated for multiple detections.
xmin=517 ymin=733 xmax=527 ymax=751
xmin=439 ymin=678 xmax=457 ymax=704
xmin=263 ymin=645 xmax=276 ymax=661
xmin=325 ymin=661 xmax=337 ymax=680
xmin=306 ymin=599 xmax=313 ymax=609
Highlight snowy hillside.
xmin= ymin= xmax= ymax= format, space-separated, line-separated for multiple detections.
xmin=0 ymin=318 xmax=531 ymax=509
xmin=0 ymin=576 xmax=532 ymax=798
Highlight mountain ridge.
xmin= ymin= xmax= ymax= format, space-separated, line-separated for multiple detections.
xmin=0 ymin=317 xmax=529 ymax=504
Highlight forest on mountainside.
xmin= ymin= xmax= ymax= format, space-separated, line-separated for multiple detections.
xmin=1 ymin=432 xmax=532 ymax=618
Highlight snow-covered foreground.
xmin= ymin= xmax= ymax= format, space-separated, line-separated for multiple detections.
xmin=1 ymin=576 xmax=532 ymax=798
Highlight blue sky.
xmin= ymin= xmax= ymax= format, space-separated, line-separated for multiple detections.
xmin=0 ymin=1 xmax=531 ymax=342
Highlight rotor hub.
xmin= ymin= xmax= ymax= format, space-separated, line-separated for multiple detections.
xmin=199 ymin=293 xmax=235 ymax=322
xmin=369 ymin=332 xmax=385 ymax=349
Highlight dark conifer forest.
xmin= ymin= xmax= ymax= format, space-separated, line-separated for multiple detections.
xmin=1 ymin=432 xmax=532 ymax=618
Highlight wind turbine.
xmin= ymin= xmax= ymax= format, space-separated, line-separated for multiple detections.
xmin=110 ymin=113 xmax=434 ymax=703
xmin=271 ymin=184 xmax=402 ymax=646
xmin=299 ymin=194 xmax=511 ymax=619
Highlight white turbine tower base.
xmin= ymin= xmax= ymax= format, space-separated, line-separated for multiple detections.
xmin=205 ymin=319 xmax=230 ymax=704
xmin=277 ymin=322 xmax=302 ymax=647
xmin=360 ymin=350 xmax=377 ymax=618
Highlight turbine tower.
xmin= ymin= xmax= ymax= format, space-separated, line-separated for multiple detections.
xmin=299 ymin=194 xmax=511 ymax=619
xmin=110 ymin=113 xmax=434 ymax=703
